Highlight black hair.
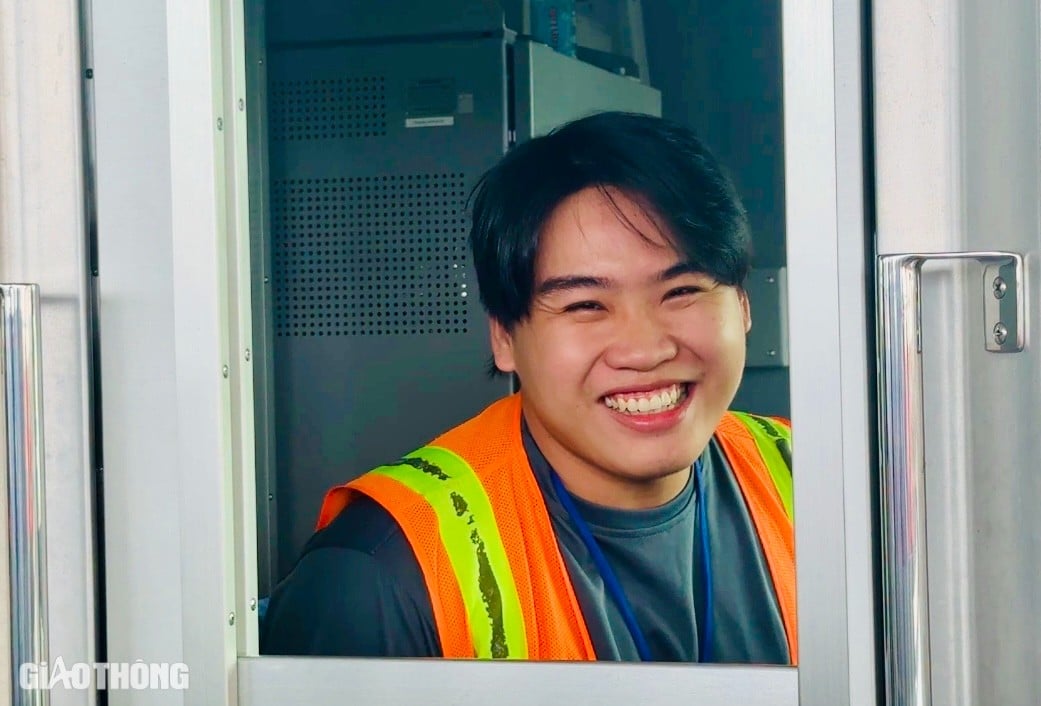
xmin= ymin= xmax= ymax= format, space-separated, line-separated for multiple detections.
xmin=469 ymin=111 xmax=752 ymax=332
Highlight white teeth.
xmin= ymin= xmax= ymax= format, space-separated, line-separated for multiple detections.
xmin=603 ymin=384 xmax=687 ymax=415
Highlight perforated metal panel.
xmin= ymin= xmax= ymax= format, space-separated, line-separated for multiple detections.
xmin=271 ymin=174 xmax=472 ymax=337
xmin=269 ymin=76 xmax=388 ymax=141
xmin=265 ymin=38 xmax=511 ymax=581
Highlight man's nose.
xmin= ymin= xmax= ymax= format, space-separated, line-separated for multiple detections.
xmin=602 ymin=311 xmax=679 ymax=371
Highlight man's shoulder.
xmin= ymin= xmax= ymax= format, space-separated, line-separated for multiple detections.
xmin=260 ymin=495 xmax=441 ymax=657
xmin=713 ymin=410 xmax=793 ymax=475
xmin=427 ymin=393 xmax=523 ymax=455
xmin=305 ymin=493 xmax=407 ymax=556
xmin=716 ymin=410 xmax=792 ymax=440
xmin=316 ymin=399 xmax=520 ymax=533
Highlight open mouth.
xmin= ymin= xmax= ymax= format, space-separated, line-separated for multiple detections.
xmin=602 ymin=383 xmax=690 ymax=416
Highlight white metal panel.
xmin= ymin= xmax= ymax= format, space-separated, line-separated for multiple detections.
xmin=873 ymin=1 xmax=1041 ymax=704
xmin=238 ymin=658 xmax=798 ymax=706
xmin=829 ymin=2 xmax=879 ymax=702
xmin=96 ymin=0 xmax=250 ymax=699
xmin=957 ymin=2 xmax=1040 ymax=703
xmin=0 ymin=2 xmax=97 ymax=705
xmin=873 ymin=0 xmax=964 ymax=255
xmin=92 ymin=0 xmax=185 ymax=702
xmin=219 ymin=0 xmax=262 ymax=658
xmin=957 ymin=6 xmax=1041 ymax=703
xmin=166 ymin=0 xmax=241 ymax=702
xmin=783 ymin=0 xmax=878 ymax=704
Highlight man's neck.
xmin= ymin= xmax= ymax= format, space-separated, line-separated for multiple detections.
xmin=520 ymin=414 xmax=692 ymax=510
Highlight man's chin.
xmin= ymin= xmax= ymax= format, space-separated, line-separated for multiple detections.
xmin=614 ymin=458 xmax=697 ymax=485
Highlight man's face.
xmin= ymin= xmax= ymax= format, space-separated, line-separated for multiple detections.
xmin=490 ymin=187 xmax=751 ymax=509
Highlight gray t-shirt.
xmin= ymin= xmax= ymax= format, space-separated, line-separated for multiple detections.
xmin=260 ymin=418 xmax=789 ymax=663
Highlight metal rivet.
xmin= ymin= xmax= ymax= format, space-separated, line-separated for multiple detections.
xmin=767 ymin=349 xmax=777 ymax=357
xmin=249 ymin=598 xmax=257 ymax=611
xmin=245 ymin=349 xmax=251 ymax=362
xmin=992 ymin=276 xmax=1007 ymax=299
xmin=222 ymin=365 xmax=229 ymax=378
xmin=268 ymin=494 xmax=274 ymax=502
xmin=993 ymin=323 xmax=1008 ymax=345
xmin=228 ymin=612 xmax=235 ymax=626
xmin=766 ymin=276 xmax=776 ymax=284
xmin=217 ymin=117 xmax=224 ymax=131
xmin=238 ymin=98 xmax=245 ymax=111
xmin=263 ymin=276 xmax=270 ymax=284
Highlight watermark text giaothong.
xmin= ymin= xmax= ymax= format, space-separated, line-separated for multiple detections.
xmin=19 ymin=657 xmax=189 ymax=690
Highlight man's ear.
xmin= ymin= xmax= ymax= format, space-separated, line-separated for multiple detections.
xmin=488 ymin=317 xmax=517 ymax=373
xmin=740 ymin=288 xmax=752 ymax=334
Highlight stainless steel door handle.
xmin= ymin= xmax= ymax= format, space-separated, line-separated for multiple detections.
xmin=1 ymin=284 xmax=49 ymax=705
xmin=876 ymin=252 xmax=1025 ymax=706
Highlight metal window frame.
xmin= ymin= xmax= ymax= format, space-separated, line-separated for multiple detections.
xmin=153 ymin=0 xmax=880 ymax=703
xmin=785 ymin=0 xmax=880 ymax=704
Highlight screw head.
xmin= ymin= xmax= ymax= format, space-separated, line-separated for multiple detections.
xmin=245 ymin=349 xmax=251 ymax=362
xmin=993 ymin=276 xmax=1008 ymax=299
xmin=249 ymin=598 xmax=257 ymax=611
xmin=228 ymin=612 xmax=236 ymax=626
xmin=216 ymin=117 xmax=224 ymax=131
xmin=222 ymin=365 xmax=229 ymax=378
xmin=993 ymin=322 xmax=1009 ymax=345
xmin=238 ymin=98 xmax=245 ymax=111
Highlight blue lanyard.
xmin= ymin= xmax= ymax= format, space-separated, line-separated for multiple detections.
xmin=550 ymin=458 xmax=714 ymax=662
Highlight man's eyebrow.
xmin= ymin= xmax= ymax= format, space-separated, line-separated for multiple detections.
xmin=535 ymin=275 xmax=614 ymax=297
xmin=657 ymin=262 xmax=705 ymax=281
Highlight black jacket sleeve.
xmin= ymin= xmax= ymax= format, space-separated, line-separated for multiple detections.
xmin=259 ymin=496 xmax=442 ymax=657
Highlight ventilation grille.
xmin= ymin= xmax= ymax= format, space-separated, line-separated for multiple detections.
xmin=269 ymin=76 xmax=387 ymax=141
xmin=272 ymin=174 xmax=473 ymax=337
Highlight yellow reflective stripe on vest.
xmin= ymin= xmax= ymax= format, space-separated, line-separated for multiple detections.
xmin=729 ymin=412 xmax=793 ymax=521
xmin=370 ymin=445 xmax=528 ymax=659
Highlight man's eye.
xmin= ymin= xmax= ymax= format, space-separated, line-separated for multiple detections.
xmin=665 ymin=286 xmax=704 ymax=299
xmin=563 ymin=301 xmax=604 ymax=313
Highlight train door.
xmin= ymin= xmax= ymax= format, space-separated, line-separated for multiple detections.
xmin=873 ymin=3 xmax=1041 ymax=704
xmin=16 ymin=0 xmax=1041 ymax=705
xmin=7 ymin=0 xmax=868 ymax=704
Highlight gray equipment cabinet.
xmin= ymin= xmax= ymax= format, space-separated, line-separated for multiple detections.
xmin=252 ymin=0 xmax=661 ymax=590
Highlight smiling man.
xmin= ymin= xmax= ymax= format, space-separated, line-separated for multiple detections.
xmin=261 ymin=112 xmax=796 ymax=664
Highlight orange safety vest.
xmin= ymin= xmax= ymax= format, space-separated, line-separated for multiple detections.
xmin=316 ymin=393 xmax=797 ymax=662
